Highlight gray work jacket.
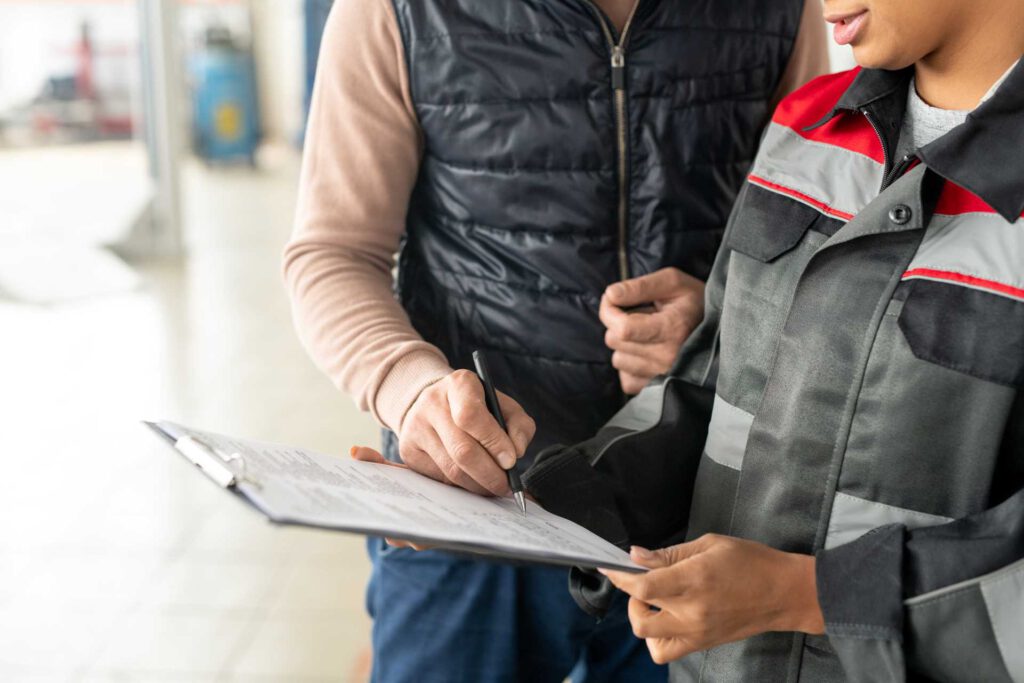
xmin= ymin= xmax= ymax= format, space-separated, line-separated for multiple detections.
xmin=526 ymin=62 xmax=1024 ymax=682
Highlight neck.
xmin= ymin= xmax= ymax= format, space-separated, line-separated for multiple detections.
xmin=915 ymin=5 xmax=1024 ymax=110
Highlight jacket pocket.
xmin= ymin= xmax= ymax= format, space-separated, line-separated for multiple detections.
xmin=725 ymin=183 xmax=824 ymax=263
xmin=898 ymin=279 xmax=1024 ymax=387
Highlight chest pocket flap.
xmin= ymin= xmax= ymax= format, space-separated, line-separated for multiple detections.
xmin=898 ymin=279 xmax=1024 ymax=387
xmin=725 ymin=183 xmax=826 ymax=263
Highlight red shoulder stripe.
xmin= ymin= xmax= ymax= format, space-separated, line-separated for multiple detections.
xmin=748 ymin=174 xmax=855 ymax=221
xmin=770 ymin=68 xmax=885 ymax=164
xmin=934 ymin=182 xmax=999 ymax=216
xmin=772 ymin=69 xmax=860 ymax=130
xmin=903 ymin=268 xmax=1024 ymax=302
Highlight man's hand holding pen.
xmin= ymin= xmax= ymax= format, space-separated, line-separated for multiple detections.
xmin=351 ymin=356 xmax=534 ymax=549
xmin=352 ymin=368 xmax=534 ymax=498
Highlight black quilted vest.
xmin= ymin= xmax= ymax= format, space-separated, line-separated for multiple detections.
xmin=387 ymin=0 xmax=803 ymax=459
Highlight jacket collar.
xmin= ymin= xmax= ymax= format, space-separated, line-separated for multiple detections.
xmin=920 ymin=58 xmax=1024 ymax=222
xmin=807 ymin=59 xmax=1024 ymax=223
xmin=835 ymin=66 xmax=911 ymax=113
xmin=804 ymin=66 xmax=910 ymax=134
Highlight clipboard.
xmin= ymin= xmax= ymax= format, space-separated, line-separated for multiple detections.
xmin=147 ymin=421 xmax=260 ymax=489
xmin=144 ymin=420 xmax=644 ymax=573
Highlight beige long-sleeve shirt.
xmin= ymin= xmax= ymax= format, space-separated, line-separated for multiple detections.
xmin=284 ymin=0 xmax=829 ymax=433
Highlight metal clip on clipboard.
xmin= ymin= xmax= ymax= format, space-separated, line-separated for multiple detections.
xmin=174 ymin=435 xmax=263 ymax=490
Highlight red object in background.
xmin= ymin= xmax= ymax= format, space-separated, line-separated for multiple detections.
xmin=98 ymin=115 xmax=133 ymax=136
xmin=32 ymin=112 xmax=58 ymax=134
xmin=25 ymin=19 xmax=138 ymax=140
xmin=75 ymin=22 xmax=95 ymax=100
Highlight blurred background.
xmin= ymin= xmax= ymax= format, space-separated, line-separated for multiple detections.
xmin=0 ymin=1 xmax=855 ymax=681
xmin=0 ymin=1 xmax=377 ymax=681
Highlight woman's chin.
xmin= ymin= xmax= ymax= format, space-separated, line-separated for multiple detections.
xmin=850 ymin=43 xmax=917 ymax=71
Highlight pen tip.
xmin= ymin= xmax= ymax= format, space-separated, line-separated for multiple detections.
xmin=514 ymin=491 xmax=527 ymax=516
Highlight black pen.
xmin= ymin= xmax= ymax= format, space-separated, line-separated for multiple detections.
xmin=471 ymin=350 xmax=527 ymax=516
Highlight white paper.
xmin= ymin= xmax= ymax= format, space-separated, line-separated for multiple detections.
xmin=156 ymin=421 xmax=642 ymax=572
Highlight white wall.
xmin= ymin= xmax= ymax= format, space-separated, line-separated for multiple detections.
xmin=828 ymin=35 xmax=858 ymax=73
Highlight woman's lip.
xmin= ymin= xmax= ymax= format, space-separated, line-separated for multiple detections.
xmin=824 ymin=9 xmax=867 ymax=23
xmin=830 ymin=11 xmax=868 ymax=46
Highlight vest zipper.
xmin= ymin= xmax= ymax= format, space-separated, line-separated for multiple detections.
xmin=611 ymin=43 xmax=630 ymax=279
xmin=581 ymin=0 xmax=640 ymax=280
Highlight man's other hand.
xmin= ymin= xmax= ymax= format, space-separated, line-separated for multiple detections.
xmin=600 ymin=267 xmax=704 ymax=394
xmin=396 ymin=370 xmax=535 ymax=496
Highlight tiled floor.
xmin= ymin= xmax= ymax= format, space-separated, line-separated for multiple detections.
xmin=0 ymin=147 xmax=379 ymax=681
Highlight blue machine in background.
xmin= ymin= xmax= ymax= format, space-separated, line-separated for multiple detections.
xmin=190 ymin=26 xmax=260 ymax=164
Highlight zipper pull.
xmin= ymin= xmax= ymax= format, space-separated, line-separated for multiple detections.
xmin=885 ymin=154 xmax=914 ymax=185
xmin=611 ymin=46 xmax=626 ymax=90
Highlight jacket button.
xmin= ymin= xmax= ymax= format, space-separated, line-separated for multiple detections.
xmin=889 ymin=204 xmax=912 ymax=225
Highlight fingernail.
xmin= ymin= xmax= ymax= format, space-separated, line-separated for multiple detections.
xmin=500 ymin=451 xmax=516 ymax=469
xmin=631 ymin=546 xmax=653 ymax=559
xmin=609 ymin=284 xmax=624 ymax=299
xmin=349 ymin=446 xmax=357 ymax=457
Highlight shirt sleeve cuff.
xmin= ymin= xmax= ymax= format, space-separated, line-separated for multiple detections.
xmin=372 ymin=349 xmax=453 ymax=433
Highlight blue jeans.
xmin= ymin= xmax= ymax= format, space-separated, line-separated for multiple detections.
xmin=365 ymin=538 xmax=665 ymax=683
